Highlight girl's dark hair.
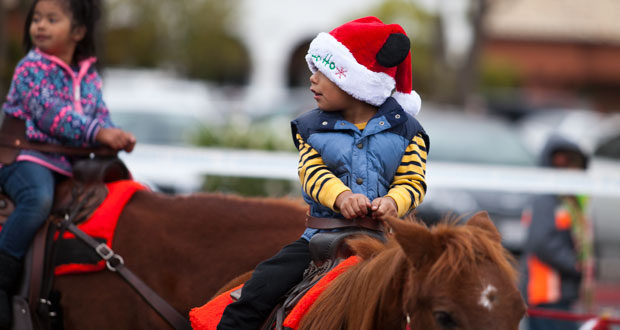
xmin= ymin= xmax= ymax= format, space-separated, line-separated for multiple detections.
xmin=23 ymin=0 xmax=101 ymax=64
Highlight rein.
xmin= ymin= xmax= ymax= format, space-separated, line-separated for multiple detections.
xmin=528 ymin=308 xmax=620 ymax=326
xmin=55 ymin=194 xmax=191 ymax=330
xmin=305 ymin=214 xmax=385 ymax=232
xmin=0 ymin=116 xmax=117 ymax=164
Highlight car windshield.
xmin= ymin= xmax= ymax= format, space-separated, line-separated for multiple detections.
xmin=418 ymin=111 xmax=535 ymax=166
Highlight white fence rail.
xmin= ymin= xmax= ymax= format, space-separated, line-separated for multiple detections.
xmin=120 ymin=144 xmax=620 ymax=197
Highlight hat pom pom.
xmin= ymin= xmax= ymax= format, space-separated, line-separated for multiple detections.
xmin=393 ymin=91 xmax=421 ymax=116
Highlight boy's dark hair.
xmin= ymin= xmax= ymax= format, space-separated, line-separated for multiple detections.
xmin=23 ymin=0 xmax=101 ymax=64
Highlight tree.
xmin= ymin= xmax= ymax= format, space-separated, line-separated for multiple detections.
xmin=369 ymin=0 xmax=437 ymax=100
xmin=453 ymin=0 xmax=489 ymax=107
xmin=103 ymin=0 xmax=249 ymax=84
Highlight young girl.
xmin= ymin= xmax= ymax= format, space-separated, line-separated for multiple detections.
xmin=0 ymin=0 xmax=135 ymax=326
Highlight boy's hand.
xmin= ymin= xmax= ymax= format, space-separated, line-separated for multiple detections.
xmin=371 ymin=197 xmax=398 ymax=221
xmin=335 ymin=191 xmax=371 ymax=219
xmin=95 ymin=128 xmax=136 ymax=152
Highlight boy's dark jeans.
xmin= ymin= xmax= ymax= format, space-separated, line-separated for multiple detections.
xmin=217 ymin=239 xmax=311 ymax=330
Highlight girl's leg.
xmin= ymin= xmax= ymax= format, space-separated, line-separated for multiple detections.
xmin=218 ymin=239 xmax=311 ymax=330
xmin=0 ymin=161 xmax=55 ymax=259
xmin=0 ymin=161 xmax=55 ymax=328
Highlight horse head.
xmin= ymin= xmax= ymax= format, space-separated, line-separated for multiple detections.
xmin=388 ymin=211 xmax=526 ymax=330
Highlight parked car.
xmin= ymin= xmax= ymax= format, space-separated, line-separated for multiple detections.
xmin=415 ymin=107 xmax=537 ymax=254
xmin=103 ymin=68 xmax=222 ymax=145
xmin=102 ymin=68 xmax=221 ymax=193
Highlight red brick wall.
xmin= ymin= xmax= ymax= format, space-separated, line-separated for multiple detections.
xmin=484 ymin=39 xmax=620 ymax=111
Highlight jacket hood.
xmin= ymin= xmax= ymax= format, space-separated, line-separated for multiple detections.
xmin=539 ymin=134 xmax=589 ymax=168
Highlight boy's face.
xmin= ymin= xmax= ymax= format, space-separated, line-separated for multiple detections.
xmin=309 ymin=70 xmax=356 ymax=111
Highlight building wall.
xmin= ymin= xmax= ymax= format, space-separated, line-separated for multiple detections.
xmin=235 ymin=0 xmax=386 ymax=110
xmin=484 ymin=39 xmax=620 ymax=111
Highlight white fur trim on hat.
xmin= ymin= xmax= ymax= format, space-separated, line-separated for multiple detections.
xmin=305 ymin=32 xmax=394 ymax=107
xmin=393 ymin=91 xmax=422 ymax=116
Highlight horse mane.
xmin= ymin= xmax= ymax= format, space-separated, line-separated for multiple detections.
xmin=299 ymin=237 xmax=408 ymax=330
xmin=299 ymin=218 xmax=518 ymax=330
xmin=424 ymin=220 xmax=518 ymax=285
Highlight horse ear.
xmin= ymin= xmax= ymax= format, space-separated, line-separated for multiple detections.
xmin=466 ymin=211 xmax=502 ymax=242
xmin=385 ymin=216 xmax=440 ymax=270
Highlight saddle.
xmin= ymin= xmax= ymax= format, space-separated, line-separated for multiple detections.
xmin=0 ymin=156 xmax=131 ymax=224
xmin=0 ymin=157 xmax=132 ymax=330
xmin=231 ymin=215 xmax=386 ymax=330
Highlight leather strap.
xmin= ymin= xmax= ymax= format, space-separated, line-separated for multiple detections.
xmin=0 ymin=116 xmax=117 ymax=157
xmin=28 ymin=221 xmax=51 ymax=314
xmin=59 ymin=217 xmax=191 ymax=330
xmin=305 ymin=214 xmax=385 ymax=232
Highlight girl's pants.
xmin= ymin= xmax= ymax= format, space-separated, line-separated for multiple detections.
xmin=217 ymin=239 xmax=311 ymax=330
xmin=0 ymin=161 xmax=56 ymax=259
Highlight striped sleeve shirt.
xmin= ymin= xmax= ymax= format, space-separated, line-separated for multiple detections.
xmin=296 ymin=130 xmax=427 ymax=217
xmin=386 ymin=132 xmax=428 ymax=216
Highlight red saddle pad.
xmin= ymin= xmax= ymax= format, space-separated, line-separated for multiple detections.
xmin=189 ymin=256 xmax=360 ymax=330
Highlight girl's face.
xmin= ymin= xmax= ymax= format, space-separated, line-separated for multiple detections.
xmin=29 ymin=0 xmax=85 ymax=64
xmin=309 ymin=70 xmax=356 ymax=112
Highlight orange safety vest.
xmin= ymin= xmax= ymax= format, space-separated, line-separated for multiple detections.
xmin=527 ymin=208 xmax=572 ymax=305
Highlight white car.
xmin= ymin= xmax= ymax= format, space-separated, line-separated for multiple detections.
xmin=102 ymin=68 xmax=223 ymax=192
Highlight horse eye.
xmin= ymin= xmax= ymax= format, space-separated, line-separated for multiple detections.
xmin=433 ymin=311 xmax=458 ymax=328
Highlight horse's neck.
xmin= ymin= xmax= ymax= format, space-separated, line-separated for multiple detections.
xmin=361 ymin=249 xmax=410 ymax=328
xmin=324 ymin=248 xmax=409 ymax=329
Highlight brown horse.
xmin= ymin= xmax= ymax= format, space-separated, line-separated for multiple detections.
xmin=53 ymin=190 xmax=308 ymax=330
xmin=295 ymin=212 xmax=526 ymax=330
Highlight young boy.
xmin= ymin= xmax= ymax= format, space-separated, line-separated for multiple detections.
xmin=217 ymin=16 xmax=429 ymax=330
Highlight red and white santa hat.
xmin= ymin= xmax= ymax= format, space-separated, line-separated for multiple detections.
xmin=306 ymin=16 xmax=421 ymax=115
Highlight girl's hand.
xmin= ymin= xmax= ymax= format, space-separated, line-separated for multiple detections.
xmin=371 ymin=197 xmax=398 ymax=221
xmin=334 ymin=191 xmax=371 ymax=219
xmin=95 ymin=127 xmax=136 ymax=152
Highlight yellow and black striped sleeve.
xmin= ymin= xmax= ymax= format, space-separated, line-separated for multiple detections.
xmin=296 ymin=133 xmax=350 ymax=211
xmin=386 ymin=132 xmax=428 ymax=217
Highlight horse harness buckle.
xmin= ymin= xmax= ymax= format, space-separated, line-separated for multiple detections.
xmin=95 ymin=243 xmax=124 ymax=271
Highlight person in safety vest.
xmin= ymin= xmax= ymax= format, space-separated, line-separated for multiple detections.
xmin=521 ymin=134 xmax=593 ymax=330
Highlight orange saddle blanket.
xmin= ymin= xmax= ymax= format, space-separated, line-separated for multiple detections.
xmin=189 ymin=256 xmax=360 ymax=330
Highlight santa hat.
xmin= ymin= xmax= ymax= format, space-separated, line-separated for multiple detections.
xmin=306 ymin=16 xmax=421 ymax=115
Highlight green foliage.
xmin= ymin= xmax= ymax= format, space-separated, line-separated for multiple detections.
xmin=103 ymin=0 xmax=249 ymax=84
xmin=480 ymin=55 xmax=521 ymax=89
xmin=177 ymin=1 xmax=250 ymax=84
xmin=194 ymin=117 xmax=299 ymax=196
xmin=194 ymin=119 xmax=296 ymax=151
xmin=202 ymin=175 xmax=300 ymax=198
xmin=194 ymin=118 xmax=300 ymax=196
xmin=365 ymin=0 xmax=438 ymax=97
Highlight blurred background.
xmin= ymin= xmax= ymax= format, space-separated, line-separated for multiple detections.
xmin=2 ymin=0 xmax=620 ymax=324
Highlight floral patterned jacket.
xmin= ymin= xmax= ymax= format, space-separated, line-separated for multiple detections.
xmin=2 ymin=48 xmax=115 ymax=175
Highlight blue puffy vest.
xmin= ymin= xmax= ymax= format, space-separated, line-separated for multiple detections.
xmin=291 ymin=97 xmax=428 ymax=240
